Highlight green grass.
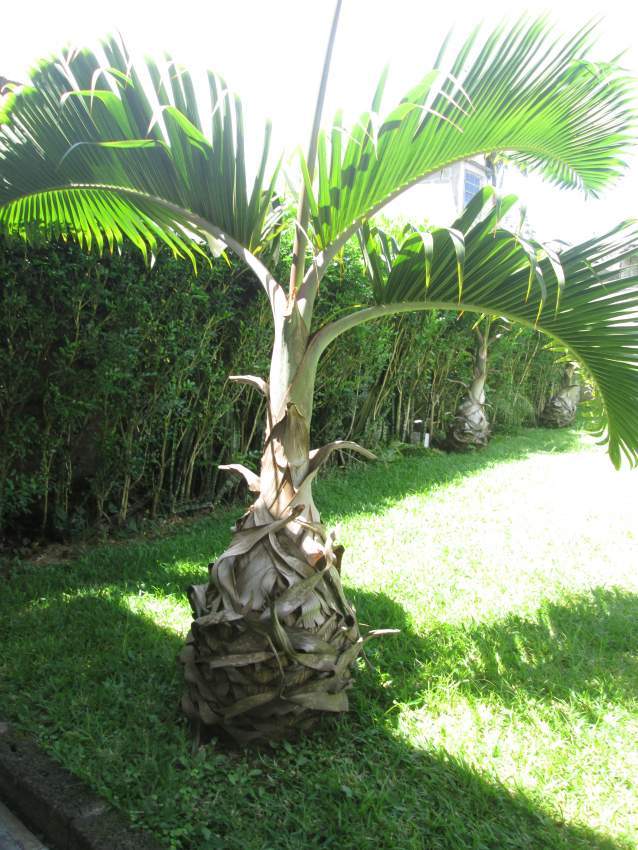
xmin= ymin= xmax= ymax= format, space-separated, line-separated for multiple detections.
xmin=1 ymin=427 xmax=637 ymax=850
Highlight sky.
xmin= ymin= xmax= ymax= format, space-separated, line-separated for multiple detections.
xmin=3 ymin=0 xmax=638 ymax=243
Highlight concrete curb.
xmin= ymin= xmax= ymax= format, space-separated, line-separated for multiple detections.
xmin=1 ymin=799 xmax=48 ymax=849
xmin=0 ymin=722 xmax=163 ymax=850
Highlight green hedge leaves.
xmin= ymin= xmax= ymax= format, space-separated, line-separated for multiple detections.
xmin=0 ymin=238 xmax=562 ymax=539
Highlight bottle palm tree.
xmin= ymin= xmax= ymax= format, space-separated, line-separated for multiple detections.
xmin=447 ymin=317 xmax=494 ymax=450
xmin=447 ymin=153 xmax=504 ymax=450
xmin=540 ymin=362 xmax=584 ymax=428
xmin=2 ymin=5 xmax=638 ymax=745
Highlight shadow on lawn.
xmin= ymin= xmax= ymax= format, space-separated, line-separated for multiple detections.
xmin=2 ymin=582 xmax=635 ymax=849
xmin=315 ymin=427 xmax=585 ymax=522
xmin=352 ymin=585 xmax=638 ymax=720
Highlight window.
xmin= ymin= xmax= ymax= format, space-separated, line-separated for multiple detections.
xmin=620 ymin=254 xmax=638 ymax=280
xmin=463 ymin=169 xmax=482 ymax=205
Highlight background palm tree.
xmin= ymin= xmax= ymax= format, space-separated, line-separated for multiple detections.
xmin=447 ymin=317 xmax=493 ymax=450
xmin=540 ymin=361 xmax=584 ymax=428
xmin=447 ymin=153 xmax=504 ymax=451
xmin=2 ymin=4 xmax=638 ymax=744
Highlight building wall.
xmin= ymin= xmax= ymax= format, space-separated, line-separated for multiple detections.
xmin=383 ymin=155 xmax=533 ymax=237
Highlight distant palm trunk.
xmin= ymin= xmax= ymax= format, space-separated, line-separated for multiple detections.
xmin=540 ymin=363 xmax=582 ymax=428
xmin=448 ymin=323 xmax=491 ymax=450
xmin=448 ymin=155 xmax=502 ymax=452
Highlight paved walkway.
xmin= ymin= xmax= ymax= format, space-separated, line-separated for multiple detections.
xmin=0 ymin=801 xmax=48 ymax=850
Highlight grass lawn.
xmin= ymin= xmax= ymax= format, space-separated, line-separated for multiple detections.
xmin=1 ymin=427 xmax=637 ymax=850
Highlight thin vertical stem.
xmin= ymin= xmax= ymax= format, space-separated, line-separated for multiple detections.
xmin=289 ymin=0 xmax=343 ymax=307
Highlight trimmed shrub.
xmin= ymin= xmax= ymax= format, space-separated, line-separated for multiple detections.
xmin=0 ymin=237 xmax=562 ymax=540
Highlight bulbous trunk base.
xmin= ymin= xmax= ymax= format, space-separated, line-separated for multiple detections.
xmin=179 ymin=505 xmax=365 ymax=747
xmin=448 ymin=398 xmax=491 ymax=451
xmin=540 ymin=394 xmax=577 ymax=428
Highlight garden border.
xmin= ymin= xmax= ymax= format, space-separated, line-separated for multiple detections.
xmin=0 ymin=722 xmax=162 ymax=850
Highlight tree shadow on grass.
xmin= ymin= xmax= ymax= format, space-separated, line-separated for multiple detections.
xmin=315 ymin=427 xmax=585 ymax=522
xmin=1 ymin=583 xmax=635 ymax=849
xmin=351 ymin=585 xmax=638 ymax=721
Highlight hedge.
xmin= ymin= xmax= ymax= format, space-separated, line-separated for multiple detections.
xmin=0 ymin=237 xmax=562 ymax=540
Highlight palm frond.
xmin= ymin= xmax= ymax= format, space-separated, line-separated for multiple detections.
xmin=0 ymin=37 xmax=280 ymax=261
xmin=303 ymin=17 xmax=635 ymax=253
xmin=310 ymin=188 xmax=638 ymax=467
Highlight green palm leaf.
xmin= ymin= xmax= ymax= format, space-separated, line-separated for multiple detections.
xmin=303 ymin=17 xmax=635 ymax=253
xmin=0 ymin=37 xmax=280 ymax=261
xmin=308 ymin=188 xmax=638 ymax=467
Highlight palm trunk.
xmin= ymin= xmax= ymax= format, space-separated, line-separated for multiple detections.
xmin=448 ymin=327 xmax=491 ymax=450
xmin=178 ymin=0 xmax=393 ymax=747
xmin=180 ymin=306 xmax=378 ymax=746
xmin=540 ymin=363 xmax=581 ymax=428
